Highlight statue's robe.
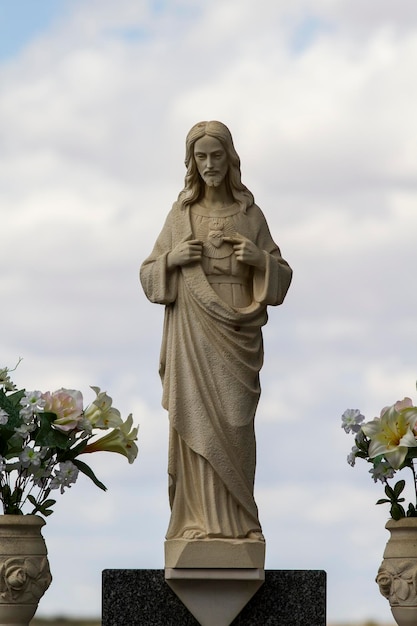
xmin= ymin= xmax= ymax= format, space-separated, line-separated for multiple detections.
xmin=140 ymin=201 xmax=292 ymax=539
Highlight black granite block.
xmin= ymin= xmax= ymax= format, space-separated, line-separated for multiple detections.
xmin=102 ymin=569 xmax=326 ymax=626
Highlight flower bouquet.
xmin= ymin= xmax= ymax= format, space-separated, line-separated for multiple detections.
xmin=0 ymin=363 xmax=138 ymax=516
xmin=342 ymin=395 xmax=417 ymax=520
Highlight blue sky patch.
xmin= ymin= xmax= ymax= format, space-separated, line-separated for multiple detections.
xmin=0 ymin=0 xmax=70 ymax=60
xmin=106 ymin=26 xmax=149 ymax=43
xmin=291 ymin=15 xmax=332 ymax=54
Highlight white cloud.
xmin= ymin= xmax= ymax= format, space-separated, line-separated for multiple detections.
xmin=0 ymin=0 xmax=416 ymax=622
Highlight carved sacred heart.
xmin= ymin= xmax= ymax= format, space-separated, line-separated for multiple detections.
xmin=208 ymin=218 xmax=225 ymax=248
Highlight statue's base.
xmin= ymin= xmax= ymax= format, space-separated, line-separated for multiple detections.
xmin=165 ymin=567 xmax=264 ymax=626
xmin=102 ymin=569 xmax=327 ymax=625
xmin=164 ymin=538 xmax=265 ymax=569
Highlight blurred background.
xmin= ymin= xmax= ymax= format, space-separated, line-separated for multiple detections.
xmin=1 ymin=1 xmax=416 ymax=624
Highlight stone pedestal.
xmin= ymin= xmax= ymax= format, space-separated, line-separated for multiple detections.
xmin=165 ymin=538 xmax=265 ymax=569
xmin=102 ymin=569 xmax=326 ymax=625
xmin=165 ymin=567 xmax=264 ymax=626
xmin=164 ymin=538 xmax=266 ymax=625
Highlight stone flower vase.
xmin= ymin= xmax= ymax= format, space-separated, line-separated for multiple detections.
xmin=376 ymin=517 xmax=417 ymax=626
xmin=0 ymin=515 xmax=52 ymax=626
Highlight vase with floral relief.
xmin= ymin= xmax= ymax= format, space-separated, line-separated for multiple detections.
xmin=377 ymin=517 xmax=417 ymax=626
xmin=0 ymin=515 xmax=52 ymax=626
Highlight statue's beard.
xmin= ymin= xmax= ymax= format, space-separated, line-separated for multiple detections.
xmin=202 ymin=173 xmax=223 ymax=187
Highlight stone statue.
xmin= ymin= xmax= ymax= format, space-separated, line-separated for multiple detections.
xmin=140 ymin=121 xmax=292 ymax=547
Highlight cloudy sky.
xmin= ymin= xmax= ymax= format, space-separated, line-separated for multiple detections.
xmin=1 ymin=0 xmax=417 ymax=622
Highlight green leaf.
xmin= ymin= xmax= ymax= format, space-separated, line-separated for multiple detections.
xmin=73 ymin=459 xmax=107 ymax=492
xmin=355 ymin=451 xmax=368 ymax=460
xmin=407 ymin=503 xmax=417 ymax=517
xmin=356 ymin=440 xmax=369 ymax=454
xmin=385 ymin=484 xmax=395 ymax=499
xmin=0 ymin=388 xmax=25 ymax=412
xmin=376 ymin=499 xmax=391 ymax=505
xmin=393 ymin=480 xmax=406 ymax=498
xmin=41 ymin=499 xmax=56 ymax=509
xmin=391 ymin=503 xmax=406 ymax=520
xmin=9 ymin=487 xmax=23 ymax=506
xmin=3 ymin=486 xmax=24 ymax=514
xmin=60 ymin=438 xmax=89 ymax=461
xmin=28 ymin=496 xmax=57 ymax=517
xmin=1 ymin=484 xmax=11 ymax=499
xmin=372 ymin=454 xmax=385 ymax=465
xmin=4 ymin=506 xmax=23 ymax=515
xmin=7 ymin=389 xmax=26 ymax=406
xmin=0 ymin=390 xmax=26 ymax=454
xmin=35 ymin=413 xmax=72 ymax=449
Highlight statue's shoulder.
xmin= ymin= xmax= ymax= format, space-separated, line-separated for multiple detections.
xmin=163 ymin=201 xmax=183 ymax=226
xmin=168 ymin=200 xmax=181 ymax=216
xmin=170 ymin=200 xmax=190 ymax=218
xmin=163 ymin=201 xmax=191 ymax=241
xmin=245 ymin=203 xmax=268 ymax=223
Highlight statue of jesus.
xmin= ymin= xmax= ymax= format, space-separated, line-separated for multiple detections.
xmin=140 ymin=121 xmax=292 ymax=544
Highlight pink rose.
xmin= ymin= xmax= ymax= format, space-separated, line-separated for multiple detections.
xmin=42 ymin=388 xmax=84 ymax=432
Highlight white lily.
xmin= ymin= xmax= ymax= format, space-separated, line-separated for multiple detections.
xmin=83 ymin=386 xmax=122 ymax=429
xmin=81 ymin=414 xmax=139 ymax=463
xmin=362 ymin=400 xmax=417 ymax=469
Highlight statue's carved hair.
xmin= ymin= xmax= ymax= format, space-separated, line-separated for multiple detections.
xmin=177 ymin=121 xmax=255 ymax=212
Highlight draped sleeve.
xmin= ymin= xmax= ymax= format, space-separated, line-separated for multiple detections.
xmin=234 ymin=204 xmax=293 ymax=306
xmin=140 ymin=207 xmax=179 ymax=305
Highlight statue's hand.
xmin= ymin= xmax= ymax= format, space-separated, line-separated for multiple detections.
xmin=167 ymin=239 xmax=203 ymax=269
xmin=223 ymin=235 xmax=266 ymax=270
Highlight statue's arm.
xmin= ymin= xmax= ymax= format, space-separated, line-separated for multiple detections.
xmin=251 ymin=206 xmax=293 ymax=306
xmin=140 ymin=211 xmax=179 ymax=305
xmin=253 ymin=251 xmax=292 ymax=306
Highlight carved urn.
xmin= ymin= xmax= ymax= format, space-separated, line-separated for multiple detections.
xmin=0 ymin=515 xmax=52 ymax=625
xmin=377 ymin=517 xmax=417 ymax=626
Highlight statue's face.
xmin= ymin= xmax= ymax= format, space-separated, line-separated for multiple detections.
xmin=193 ymin=135 xmax=228 ymax=188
